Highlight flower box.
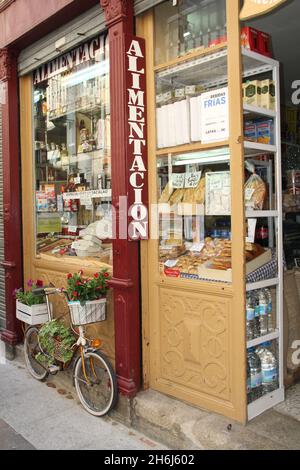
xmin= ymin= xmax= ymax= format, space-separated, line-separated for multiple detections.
xmin=68 ymin=298 xmax=106 ymax=326
xmin=16 ymin=300 xmax=50 ymax=325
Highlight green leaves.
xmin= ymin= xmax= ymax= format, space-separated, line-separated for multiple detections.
xmin=37 ymin=319 xmax=76 ymax=365
xmin=66 ymin=270 xmax=111 ymax=305
xmin=15 ymin=281 xmax=45 ymax=306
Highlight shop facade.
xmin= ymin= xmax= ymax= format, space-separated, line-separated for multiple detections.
xmin=0 ymin=0 xmax=297 ymax=424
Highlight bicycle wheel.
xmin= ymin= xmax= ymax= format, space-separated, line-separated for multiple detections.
xmin=74 ymin=350 xmax=118 ymax=417
xmin=24 ymin=327 xmax=49 ymax=381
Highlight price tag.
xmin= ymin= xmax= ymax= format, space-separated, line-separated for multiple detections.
xmin=164 ymin=259 xmax=178 ymax=268
xmin=190 ymin=243 xmax=204 ymax=252
xmin=185 ymin=171 xmax=202 ymax=188
xmin=80 ymin=193 xmax=93 ymax=206
xmin=68 ymin=226 xmax=78 ymax=234
xmin=172 ymin=173 xmax=185 ymax=189
xmin=74 ymin=176 xmax=81 ymax=185
xmin=246 ymin=218 xmax=257 ymax=243
xmin=245 ymin=188 xmax=255 ymax=201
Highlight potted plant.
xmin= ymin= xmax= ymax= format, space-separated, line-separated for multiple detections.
xmin=15 ymin=279 xmax=49 ymax=325
xmin=36 ymin=319 xmax=76 ymax=367
xmin=65 ymin=270 xmax=111 ymax=326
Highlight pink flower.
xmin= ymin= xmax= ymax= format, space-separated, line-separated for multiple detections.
xmin=27 ymin=279 xmax=33 ymax=287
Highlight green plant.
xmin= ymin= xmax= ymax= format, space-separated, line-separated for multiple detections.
xmin=14 ymin=279 xmax=45 ymax=306
xmin=36 ymin=319 xmax=76 ymax=365
xmin=66 ymin=270 xmax=111 ymax=305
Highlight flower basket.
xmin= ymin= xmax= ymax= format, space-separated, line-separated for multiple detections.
xmin=16 ymin=300 xmax=50 ymax=325
xmin=68 ymin=298 xmax=107 ymax=326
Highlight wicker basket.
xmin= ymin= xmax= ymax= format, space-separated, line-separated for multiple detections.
xmin=68 ymin=298 xmax=106 ymax=326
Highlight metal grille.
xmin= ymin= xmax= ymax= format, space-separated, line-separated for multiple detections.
xmin=0 ymin=104 xmax=5 ymax=330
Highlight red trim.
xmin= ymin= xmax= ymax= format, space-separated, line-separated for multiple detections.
xmin=101 ymin=0 xmax=141 ymax=397
xmin=0 ymin=48 xmax=23 ymax=346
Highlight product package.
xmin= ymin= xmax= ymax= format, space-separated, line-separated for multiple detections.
xmin=244 ymin=80 xmax=261 ymax=107
xmin=244 ymin=120 xmax=257 ymax=142
xmin=260 ymin=80 xmax=275 ymax=111
xmin=245 ymin=173 xmax=267 ymax=210
xmin=241 ymin=27 xmax=260 ymax=53
xmin=256 ymin=119 xmax=274 ymax=145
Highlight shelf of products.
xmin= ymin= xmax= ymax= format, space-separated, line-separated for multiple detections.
xmin=154 ymin=36 xmax=283 ymax=419
xmin=33 ymin=33 xmax=112 ymax=265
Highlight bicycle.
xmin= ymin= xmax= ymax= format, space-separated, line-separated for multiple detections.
xmin=23 ymin=287 xmax=118 ymax=417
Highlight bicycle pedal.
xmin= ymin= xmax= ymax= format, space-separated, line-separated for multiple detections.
xmin=49 ymin=365 xmax=60 ymax=374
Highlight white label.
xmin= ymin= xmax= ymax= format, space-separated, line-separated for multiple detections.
xmin=185 ymin=171 xmax=202 ymax=188
xmin=245 ymin=188 xmax=255 ymax=201
xmin=164 ymin=259 xmax=179 ymax=268
xmin=246 ymin=218 xmax=257 ymax=243
xmin=68 ymin=226 xmax=78 ymax=234
xmin=172 ymin=173 xmax=185 ymax=189
xmin=201 ymin=87 xmax=229 ymax=143
xmin=190 ymin=243 xmax=204 ymax=252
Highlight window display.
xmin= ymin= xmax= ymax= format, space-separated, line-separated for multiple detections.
xmin=33 ymin=34 xmax=112 ymax=266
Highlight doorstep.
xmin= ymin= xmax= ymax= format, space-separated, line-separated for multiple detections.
xmin=12 ymin=344 xmax=300 ymax=450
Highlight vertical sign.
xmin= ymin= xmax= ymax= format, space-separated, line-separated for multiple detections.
xmin=240 ymin=0 xmax=287 ymax=21
xmin=125 ymin=36 xmax=148 ymax=240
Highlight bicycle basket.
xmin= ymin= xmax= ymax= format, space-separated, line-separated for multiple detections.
xmin=68 ymin=298 xmax=106 ymax=326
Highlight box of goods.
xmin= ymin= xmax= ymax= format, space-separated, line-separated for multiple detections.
xmin=241 ymin=27 xmax=260 ymax=53
xmin=208 ymin=35 xmax=227 ymax=48
xmin=260 ymin=79 xmax=275 ymax=110
xmin=244 ymin=120 xmax=257 ymax=142
xmin=258 ymin=31 xmax=272 ymax=57
xmin=256 ymin=119 xmax=274 ymax=145
xmin=244 ymin=81 xmax=261 ymax=107
xmin=197 ymin=240 xmax=272 ymax=282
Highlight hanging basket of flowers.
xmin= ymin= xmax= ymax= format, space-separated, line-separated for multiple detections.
xmin=65 ymin=270 xmax=111 ymax=326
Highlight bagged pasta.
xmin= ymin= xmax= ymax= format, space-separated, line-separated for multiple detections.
xmin=244 ymin=173 xmax=266 ymax=210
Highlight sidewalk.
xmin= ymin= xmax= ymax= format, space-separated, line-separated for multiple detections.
xmin=0 ymin=359 xmax=166 ymax=451
xmin=4 ymin=345 xmax=300 ymax=450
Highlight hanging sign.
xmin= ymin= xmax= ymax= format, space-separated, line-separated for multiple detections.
xmin=126 ymin=36 xmax=148 ymax=240
xmin=200 ymin=87 xmax=229 ymax=143
xmin=240 ymin=0 xmax=288 ymax=21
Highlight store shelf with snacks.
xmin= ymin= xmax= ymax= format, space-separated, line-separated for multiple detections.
xmin=247 ymin=331 xmax=279 ymax=349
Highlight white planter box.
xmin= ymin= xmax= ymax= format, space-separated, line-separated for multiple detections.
xmin=16 ymin=300 xmax=49 ymax=325
xmin=68 ymin=298 xmax=106 ymax=326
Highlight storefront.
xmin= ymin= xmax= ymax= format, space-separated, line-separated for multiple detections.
xmin=0 ymin=0 xmax=299 ymax=425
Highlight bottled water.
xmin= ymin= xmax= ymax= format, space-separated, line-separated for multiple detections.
xmin=246 ymin=294 xmax=255 ymax=341
xmin=256 ymin=342 xmax=278 ymax=394
xmin=247 ymin=348 xmax=263 ymax=402
xmin=259 ymin=290 xmax=268 ymax=336
xmin=247 ymin=362 xmax=251 ymax=404
xmin=253 ymin=292 xmax=261 ymax=338
xmin=265 ymin=288 xmax=274 ymax=333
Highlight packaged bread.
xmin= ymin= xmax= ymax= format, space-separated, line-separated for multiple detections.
xmin=169 ymin=188 xmax=185 ymax=204
xmin=159 ymin=181 xmax=173 ymax=203
xmin=244 ymin=173 xmax=266 ymax=210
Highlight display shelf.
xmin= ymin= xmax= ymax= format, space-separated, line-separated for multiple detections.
xmin=245 ymin=210 xmax=278 ymax=218
xmin=48 ymin=103 xmax=109 ymax=121
xmin=247 ymin=331 xmax=279 ymax=349
xmin=158 ymin=203 xmax=205 ymax=216
xmin=156 ymin=140 xmax=229 ymax=156
xmin=248 ymin=388 xmax=285 ymax=421
xmin=244 ymin=140 xmax=277 ymax=157
xmin=156 ymin=47 xmax=276 ymax=91
xmin=246 ymin=277 xmax=279 ymax=292
xmin=243 ymin=103 xmax=276 ymax=118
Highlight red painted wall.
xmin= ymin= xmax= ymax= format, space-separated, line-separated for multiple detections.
xmin=0 ymin=0 xmax=99 ymax=48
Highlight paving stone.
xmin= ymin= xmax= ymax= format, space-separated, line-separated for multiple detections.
xmin=0 ymin=419 xmax=35 ymax=450
xmin=275 ymin=383 xmax=300 ymax=422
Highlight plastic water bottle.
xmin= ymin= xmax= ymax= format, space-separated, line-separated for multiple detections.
xmin=246 ymin=294 xmax=255 ymax=341
xmin=259 ymin=290 xmax=268 ymax=336
xmin=256 ymin=342 xmax=278 ymax=394
xmin=253 ymin=292 xmax=261 ymax=338
xmin=265 ymin=289 xmax=274 ymax=333
xmin=247 ymin=361 xmax=252 ymax=404
xmin=247 ymin=348 xmax=263 ymax=402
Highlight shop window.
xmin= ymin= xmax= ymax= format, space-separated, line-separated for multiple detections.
xmin=33 ymin=34 xmax=112 ymax=266
xmin=154 ymin=0 xmax=226 ymax=65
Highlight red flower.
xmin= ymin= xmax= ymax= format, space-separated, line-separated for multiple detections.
xmin=94 ymin=273 xmax=99 ymax=279
xmin=76 ymin=281 xmax=81 ymax=286
xmin=72 ymin=291 xmax=78 ymax=297
xmin=67 ymin=273 xmax=72 ymax=279
xmin=104 ymin=272 xmax=109 ymax=278
xmin=36 ymin=280 xmax=44 ymax=287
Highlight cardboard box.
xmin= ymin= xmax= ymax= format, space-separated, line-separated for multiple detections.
xmin=241 ymin=27 xmax=260 ymax=53
xmin=259 ymin=31 xmax=272 ymax=57
xmin=256 ymin=119 xmax=274 ymax=145
xmin=244 ymin=120 xmax=257 ymax=142
xmin=260 ymin=79 xmax=275 ymax=110
xmin=244 ymin=80 xmax=261 ymax=107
